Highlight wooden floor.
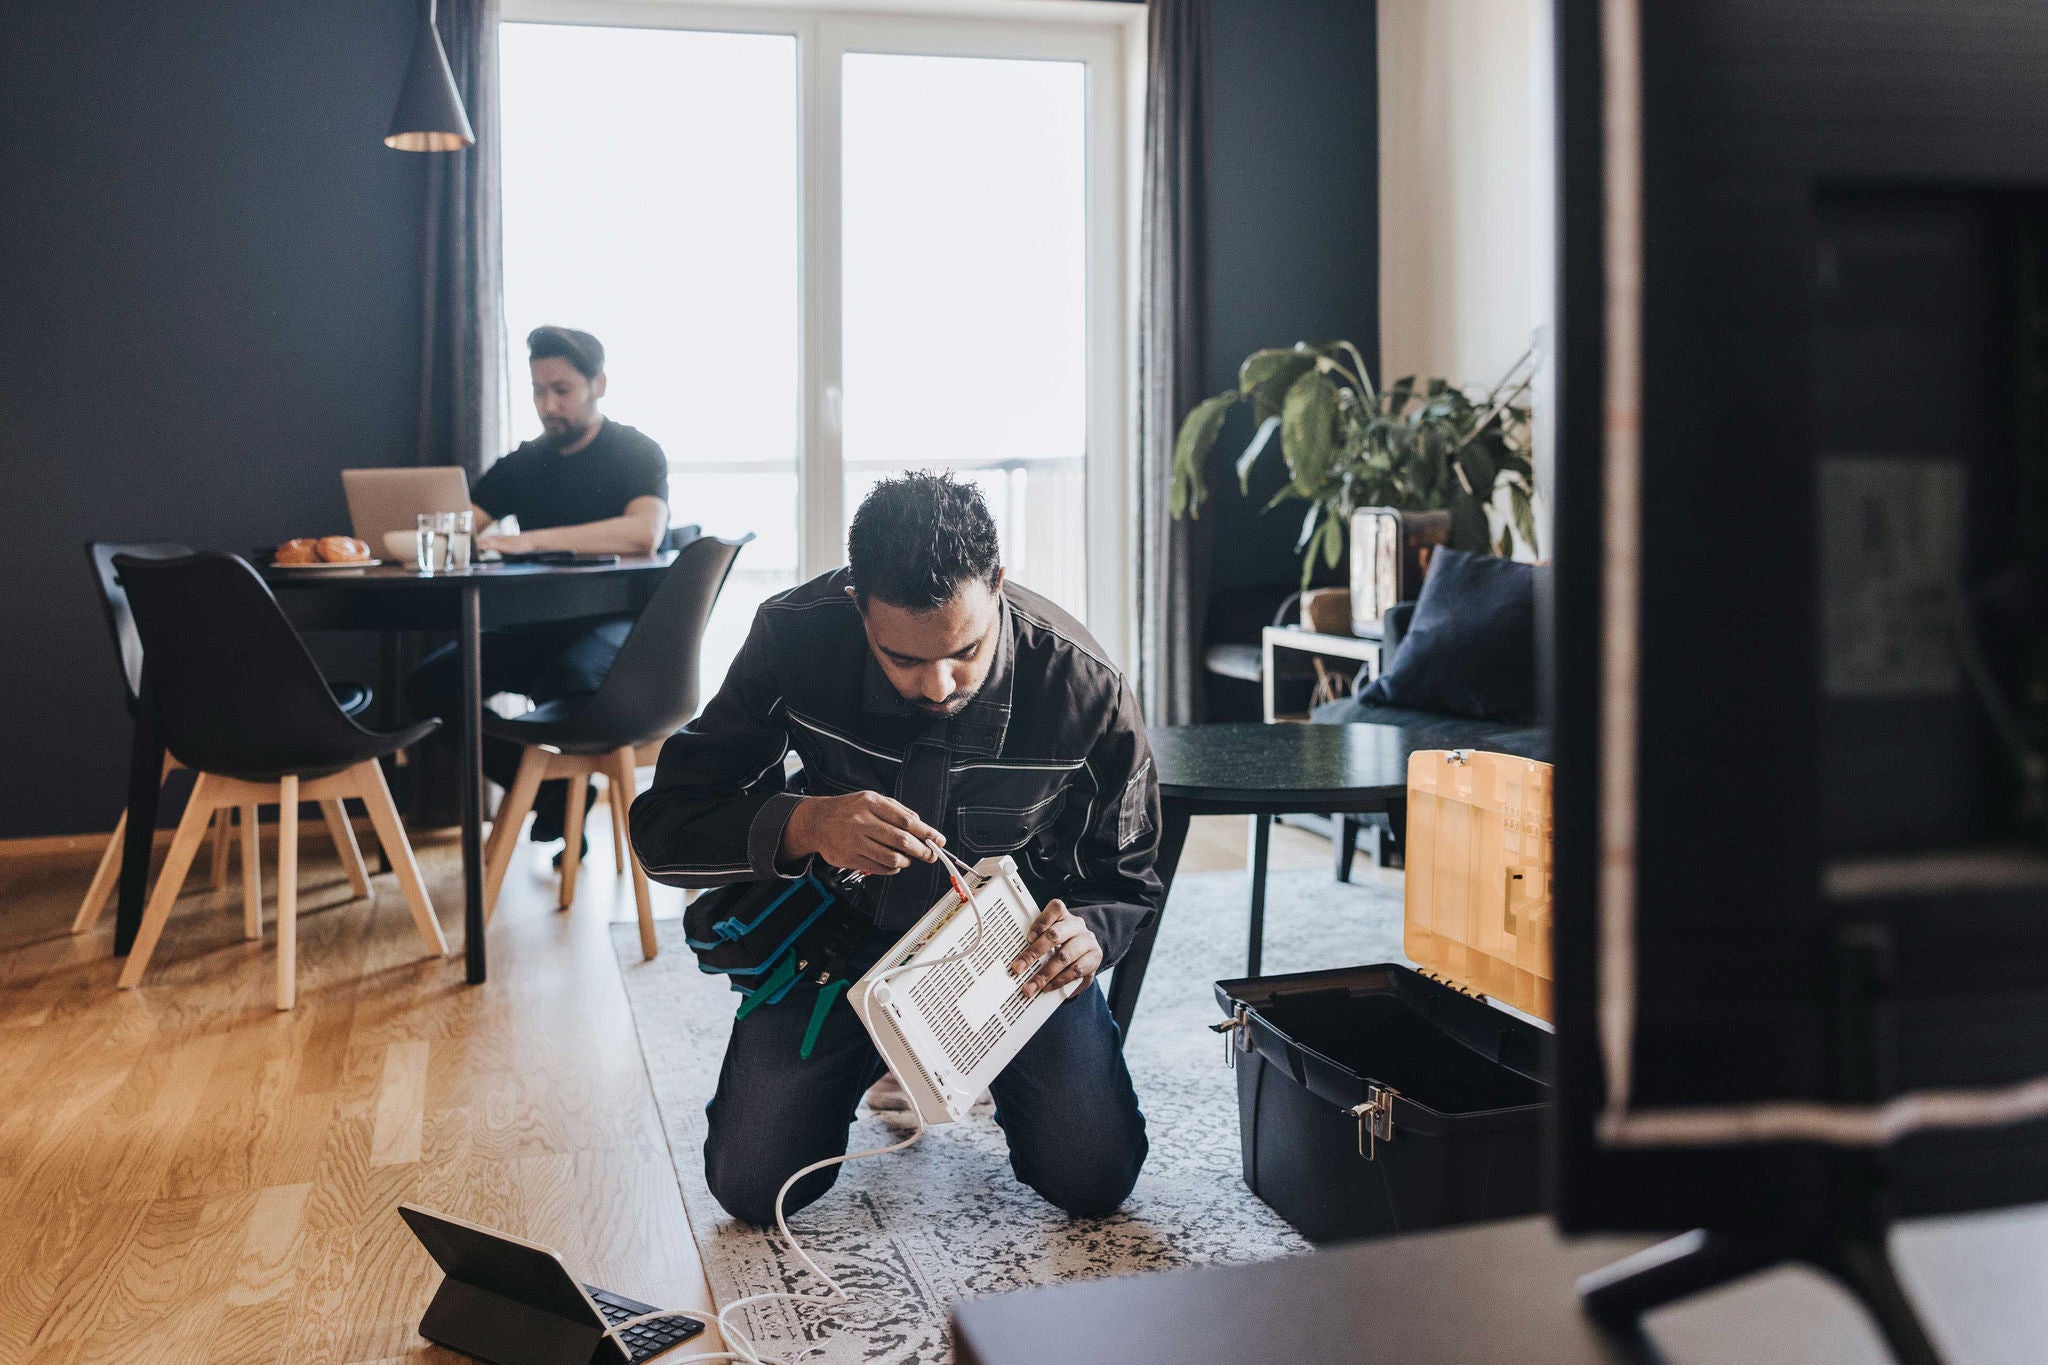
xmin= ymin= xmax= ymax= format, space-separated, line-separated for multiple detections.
xmin=0 ymin=810 xmax=1335 ymax=1363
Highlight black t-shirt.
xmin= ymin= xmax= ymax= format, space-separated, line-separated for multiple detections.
xmin=472 ymin=419 xmax=669 ymax=532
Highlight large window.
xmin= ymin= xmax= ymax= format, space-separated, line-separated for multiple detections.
xmin=501 ymin=3 xmax=1138 ymax=687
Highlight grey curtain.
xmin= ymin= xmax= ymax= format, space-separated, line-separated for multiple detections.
xmin=413 ymin=0 xmax=504 ymax=475
xmin=1136 ymin=0 xmax=1212 ymax=725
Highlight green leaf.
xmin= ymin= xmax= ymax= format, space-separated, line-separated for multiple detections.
xmin=1240 ymin=349 xmax=1319 ymax=423
xmin=1280 ymin=370 xmax=1341 ymax=493
xmin=1295 ymin=501 xmax=1322 ymax=554
xmin=1170 ymin=392 xmax=1239 ymax=519
xmin=1322 ymin=510 xmax=1345 ymax=568
xmin=1235 ymin=415 xmax=1282 ymax=494
xmin=1510 ymin=482 xmax=1540 ymax=555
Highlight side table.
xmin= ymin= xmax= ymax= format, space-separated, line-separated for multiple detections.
xmin=1261 ymin=625 xmax=1381 ymax=722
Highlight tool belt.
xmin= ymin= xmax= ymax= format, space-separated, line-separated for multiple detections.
xmin=683 ymin=870 xmax=873 ymax=1057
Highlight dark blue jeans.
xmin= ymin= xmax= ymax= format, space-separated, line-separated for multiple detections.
xmin=703 ymin=966 xmax=1149 ymax=1226
xmin=410 ymin=616 xmax=634 ymax=792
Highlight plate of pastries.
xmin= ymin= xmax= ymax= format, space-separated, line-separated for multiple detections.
xmin=271 ymin=536 xmax=380 ymax=570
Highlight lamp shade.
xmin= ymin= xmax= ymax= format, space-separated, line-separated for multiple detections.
xmin=385 ymin=1 xmax=474 ymax=152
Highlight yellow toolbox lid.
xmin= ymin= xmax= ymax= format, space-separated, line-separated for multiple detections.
xmin=1403 ymin=749 xmax=1554 ymax=1022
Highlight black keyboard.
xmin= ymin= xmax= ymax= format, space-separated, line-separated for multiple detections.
xmin=584 ymin=1284 xmax=706 ymax=1361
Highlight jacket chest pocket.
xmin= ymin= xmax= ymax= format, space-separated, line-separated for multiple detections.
xmin=957 ymin=791 xmax=1068 ymax=857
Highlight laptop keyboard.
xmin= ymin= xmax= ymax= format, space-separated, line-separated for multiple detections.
xmin=585 ymin=1285 xmax=705 ymax=1361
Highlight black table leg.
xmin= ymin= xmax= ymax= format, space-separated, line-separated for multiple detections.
xmin=1245 ymin=814 xmax=1270 ymax=978
xmin=1381 ymin=797 xmax=1406 ymax=870
xmin=113 ymin=686 xmax=164 ymax=956
xmin=460 ymin=585 xmax=486 ymax=984
xmin=1106 ymin=799 xmax=1191 ymax=1039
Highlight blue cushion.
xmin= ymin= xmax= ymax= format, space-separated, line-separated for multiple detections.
xmin=1356 ymin=549 xmax=1539 ymax=723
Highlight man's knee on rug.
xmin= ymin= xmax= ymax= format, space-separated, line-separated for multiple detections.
xmin=1010 ymin=1136 xmax=1148 ymax=1218
xmin=703 ymin=1134 xmax=848 ymax=1227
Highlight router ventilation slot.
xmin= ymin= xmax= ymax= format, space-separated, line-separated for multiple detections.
xmin=907 ymin=895 xmax=1030 ymax=1074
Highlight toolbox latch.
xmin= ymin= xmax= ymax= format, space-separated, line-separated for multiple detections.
xmin=1210 ymin=1002 xmax=1252 ymax=1067
xmin=1347 ymin=1084 xmax=1399 ymax=1160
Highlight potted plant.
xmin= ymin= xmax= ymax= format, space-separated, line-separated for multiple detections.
xmin=1170 ymin=340 xmax=1539 ymax=588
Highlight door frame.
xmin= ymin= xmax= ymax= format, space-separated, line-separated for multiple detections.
xmin=502 ymin=0 xmax=1145 ymax=662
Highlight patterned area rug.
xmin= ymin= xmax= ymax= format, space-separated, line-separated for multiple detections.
xmin=612 ymin=864 xmax=1410 ymax=1364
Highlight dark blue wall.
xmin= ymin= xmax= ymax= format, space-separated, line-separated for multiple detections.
xmin=0 ymin=1 xmax=428 ymax=838
xmin=1202 ymin=0 xmax=1380 ymax=592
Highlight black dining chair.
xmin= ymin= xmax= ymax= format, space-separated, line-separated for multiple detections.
xmin=74 ymin=541 xmax=382 ymax=939
xmin=112 ymin=552 xmax=448 ymax=1009
xmin=482 ymin=533 xmax=751 ymax=958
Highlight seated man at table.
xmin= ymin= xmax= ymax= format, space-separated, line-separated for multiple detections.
xmin=411 ymin=324 xmax=670 ymax=848
xmin=630 ymin=472 xmax=1161 ymax=1225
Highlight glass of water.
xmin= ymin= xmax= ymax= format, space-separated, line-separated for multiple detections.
xmin=415 ymin=513 xmax=444 ymax=573
xmin=447 ymin=509 xmax=474 ymax=571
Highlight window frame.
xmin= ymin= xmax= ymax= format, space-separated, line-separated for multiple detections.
xmin=501 ymin=0 xmax=1144 ymax=663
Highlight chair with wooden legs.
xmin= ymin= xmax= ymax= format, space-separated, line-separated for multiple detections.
xmin=74 ymin=541 xmax=378 ymax=936
xmin=481 ymin=534 xmax=751 ymax=957
xmin=111 ymin=552 xmax=446 ymax=1009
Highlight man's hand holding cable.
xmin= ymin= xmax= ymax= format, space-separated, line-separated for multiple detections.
xmin=1009 ymin=899 xmax=1101 ymax=999
xmin=780 ymin=791 xmax=945 ymax=878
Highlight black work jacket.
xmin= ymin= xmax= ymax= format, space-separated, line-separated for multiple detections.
xmin=630 ymin=569 xmax=1163 ymax=967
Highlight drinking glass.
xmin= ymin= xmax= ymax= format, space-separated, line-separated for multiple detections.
xmin=415 ymin=513 xmax=444 ymax=574
xmin=446 ymin=509 xmax=474 ymax=571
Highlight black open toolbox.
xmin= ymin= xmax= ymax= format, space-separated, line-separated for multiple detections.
xmin=1213 ymin=750 xmax=1556 ymax=1244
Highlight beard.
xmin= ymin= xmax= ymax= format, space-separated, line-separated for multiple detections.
xmin=909 ymin=681 xmax=983 ymax=717
xmin=537 ymin=415 xmax=592 ymax=449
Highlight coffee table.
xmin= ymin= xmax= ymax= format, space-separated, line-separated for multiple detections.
xmin=1105 ymin=722 xmax=1419 ymax=1035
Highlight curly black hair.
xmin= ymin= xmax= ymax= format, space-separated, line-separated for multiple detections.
xmin=847 ymin=471 xmax=1003 ymax=611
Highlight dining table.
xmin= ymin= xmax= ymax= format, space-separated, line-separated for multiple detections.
xmin=112 ymin=552 xmax=678 ymax=984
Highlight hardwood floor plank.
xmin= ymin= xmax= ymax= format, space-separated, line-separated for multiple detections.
xmin=369 ymin=1041 xmax=430 ymax=1168
xmin=0 ymin=1198 xmax=150 ymax=1362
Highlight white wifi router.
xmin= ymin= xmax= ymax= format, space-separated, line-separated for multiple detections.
xmin=849 ymin=854 xmax=1077 ymax=1126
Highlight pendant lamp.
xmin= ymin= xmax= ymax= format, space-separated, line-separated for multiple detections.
xmin=385 ymin=0 xmax=475 ymax=152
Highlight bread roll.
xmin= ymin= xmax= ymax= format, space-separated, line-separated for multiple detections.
xmin=274 ymin=538 xmax=321 ymax=566
xmin=316 ymin=535 xmax=371 ymax=563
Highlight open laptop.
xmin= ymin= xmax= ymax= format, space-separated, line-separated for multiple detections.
xmin=343 ymin=467 xmax=473 ymax=549
xmin=398 ymin=1204 xmax=705 ymax=1365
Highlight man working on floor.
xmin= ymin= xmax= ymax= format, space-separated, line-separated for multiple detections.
xmin=632 ymin=472 xmax=1161 ymax=1224
xmin=412 ymin=324 xmax=670 ymax=848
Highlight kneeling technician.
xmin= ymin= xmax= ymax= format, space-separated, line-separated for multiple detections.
xmin=631 ymin=472 xmax=1162 ymax=1224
